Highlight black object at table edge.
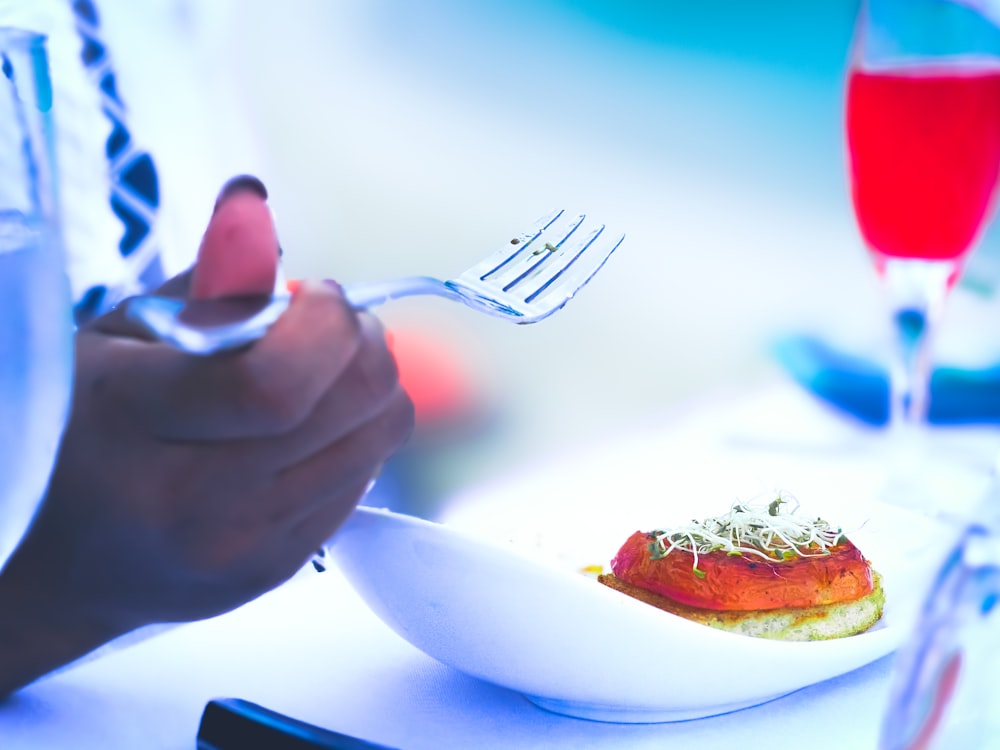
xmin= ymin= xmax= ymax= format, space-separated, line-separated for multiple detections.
xmin=197 ymin=698 xmax=400 ymax=750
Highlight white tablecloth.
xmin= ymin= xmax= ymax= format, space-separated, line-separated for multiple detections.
xmin=0 ymin=564 xmax=898 ymax=750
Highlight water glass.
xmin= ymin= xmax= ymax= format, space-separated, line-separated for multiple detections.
xmin=0 ymin=28 xmax=74 ymax=565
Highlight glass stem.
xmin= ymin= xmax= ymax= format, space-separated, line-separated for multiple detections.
xmin=881 ymin=259 xmax=954 ymax=429
xmin=872 ymin=259 xmax=958 ymax=518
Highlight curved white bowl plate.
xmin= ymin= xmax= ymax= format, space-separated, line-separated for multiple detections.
xmin=331 ymin=506 xmax=904 ymax=723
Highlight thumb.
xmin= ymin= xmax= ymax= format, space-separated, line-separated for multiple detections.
xmin=91 ymin=176 xmax=280 ymax=339
xmin=190 ymin=175 xmax=280 ymax=300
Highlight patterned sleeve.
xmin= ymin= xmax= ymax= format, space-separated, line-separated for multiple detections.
xmin=1 ymin=0 xmax=137 ymax=323
xmin=4 ymin=0 xmax=269 ymax=324
xmin=66 ymin=0 xmax=167 ymax=323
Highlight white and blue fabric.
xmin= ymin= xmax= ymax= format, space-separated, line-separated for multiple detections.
xmin=69 ymin=0 xmax=165 ymax=322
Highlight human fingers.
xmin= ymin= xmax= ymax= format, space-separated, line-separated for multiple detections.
xmin=161 ymin=385 xmax=411 ymax=580
xmin=88 ymin=269 xmax=193 ymax=342
xmin=235 ymin=312 xmax=402 ymax=470
xmin=232 ymin=474 xmax=376 ymax=596
xmin=78 ymin=282 xmax=366 ymax=441
xmin=92 ymin=175 xmax=277 ymax=341
xmin=189 ymin=178 xmax=279 ymax=300
xmin=287 ymin=475 xmax=374 ymax=567
xmin=272 ymin=384 xmax=414 ymax=524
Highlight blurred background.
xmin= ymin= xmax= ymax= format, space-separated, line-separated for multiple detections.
xmin=84 ymin=0 xmax=1000 ymax=515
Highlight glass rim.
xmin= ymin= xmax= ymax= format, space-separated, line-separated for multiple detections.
xmin=851 ymin=53 xmax=1000 ymax=73
xmin=0 ymin=27 xmax=47 ymax=48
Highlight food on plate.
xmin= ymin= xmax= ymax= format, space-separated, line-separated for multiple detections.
xmin=597 ymin=495 xmax=884 ymax=641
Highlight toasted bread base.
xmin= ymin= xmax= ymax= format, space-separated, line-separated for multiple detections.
xmin=597 ymin=571 xmax=885 ymax=641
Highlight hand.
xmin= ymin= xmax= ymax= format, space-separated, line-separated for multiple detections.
xmin=0 ymin=179 xmax=414 ymax=695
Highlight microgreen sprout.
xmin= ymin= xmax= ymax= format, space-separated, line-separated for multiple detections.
xmin=648 ymin=492 xmax=845 ymax=575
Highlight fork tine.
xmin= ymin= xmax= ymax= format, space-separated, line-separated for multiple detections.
xmin=514 ymin=222 xmax=603 ymax=300
xmin=523 ymin=227 xmax=624 ymax=305
xmin=462 ymin=209 xmax=565 ymax=281
xmin=482 ymin=212 xmax=589 ymax=290
xmin=500 ymin=213 xmax=588 ymax=291
xmin=485 ymin=213 xmax=595 ymax=293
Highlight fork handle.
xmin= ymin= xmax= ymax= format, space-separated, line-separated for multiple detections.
xmin=343 ymin=276 xmax=460 ymax=309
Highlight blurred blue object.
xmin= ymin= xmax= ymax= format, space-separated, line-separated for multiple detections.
xmin=773 ymin=335 xmax=1000 ymax=426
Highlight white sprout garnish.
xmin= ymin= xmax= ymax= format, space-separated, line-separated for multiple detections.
xmin=648 ymin=493 xmax=846 ymax=576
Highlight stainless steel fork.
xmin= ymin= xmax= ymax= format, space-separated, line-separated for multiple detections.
xmin=126 ymin=209 xmax=624 ymax=355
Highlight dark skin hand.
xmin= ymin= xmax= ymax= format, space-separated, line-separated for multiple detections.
xmin=0 ymin=181 xmax=414 ymax=696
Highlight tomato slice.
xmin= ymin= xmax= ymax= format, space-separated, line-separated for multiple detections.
xmin=610 ymin=530 xmax=875 ymax=611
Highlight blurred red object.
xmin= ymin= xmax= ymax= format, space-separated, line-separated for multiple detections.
xmin=372 ymin=325 xmax=498 ymax=519
xmin=285 ymin=279 xmax=484 ymax=430
xmin=386 ymin=326 xmax=477 ymax=428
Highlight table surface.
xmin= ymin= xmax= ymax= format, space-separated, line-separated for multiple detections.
xmin=3 ymin=384 xmax=1000 ymax=750
xmin=0 ymin=564 xmax=899 ymax=750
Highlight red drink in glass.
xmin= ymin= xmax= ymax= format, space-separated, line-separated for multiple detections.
xmin=846 ymin=69 xmax=1000 ymax=270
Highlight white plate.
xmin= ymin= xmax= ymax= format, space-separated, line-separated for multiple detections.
xmin=331 ymin=387 xmax=995 ymax=722
xmin=331 ymin=503 xmax=905 ymax=723
xmin=335 ymin=385 xmax=999 ymax=723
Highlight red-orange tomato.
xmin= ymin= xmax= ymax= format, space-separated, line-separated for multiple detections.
xmin=610 ymin=531 xmax=875 ymax=611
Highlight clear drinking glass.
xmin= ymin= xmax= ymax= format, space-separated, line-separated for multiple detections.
xmin=0 ymin=29 xmax=74 ymax=566
xmin=879 ymin=460 xmax=1000 ymax=749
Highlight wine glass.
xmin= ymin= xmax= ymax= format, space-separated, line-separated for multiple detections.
xmin=846 ymin=0 xmax=1000 ymax=430
xmin=0 ymin=29 xmax=74 ymax=566
xmin=844 ymin=0 xmax=1000 ymax=526
xmin=843 ymin=4 xmax=1000 ymax=746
